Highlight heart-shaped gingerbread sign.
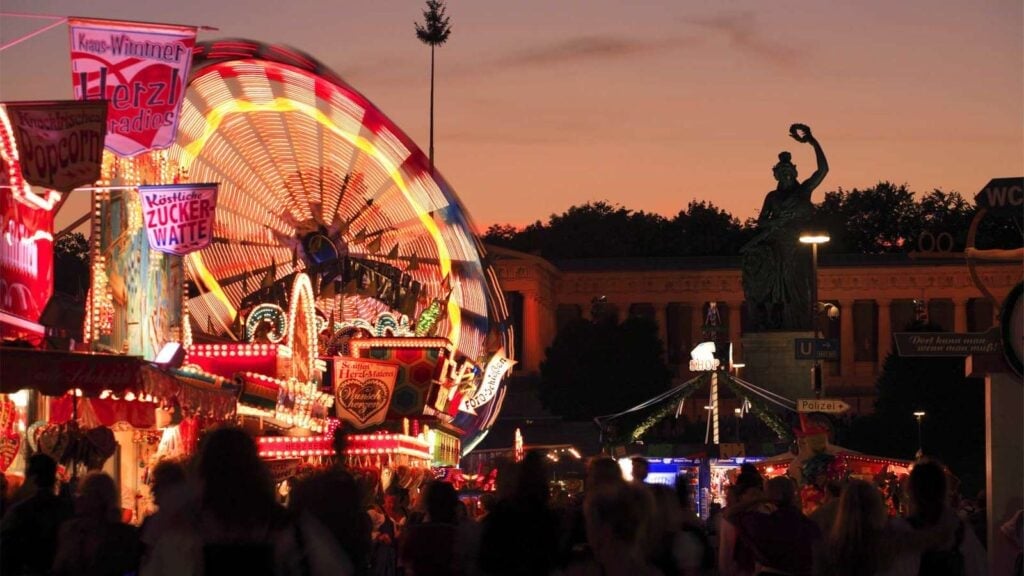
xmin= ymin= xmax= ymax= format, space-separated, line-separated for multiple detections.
xmin=336 ymin=378 xmax=391 ymax=426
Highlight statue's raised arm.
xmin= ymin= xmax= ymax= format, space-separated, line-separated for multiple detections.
xmin=789 ymin=123 xmax=828 ymax=194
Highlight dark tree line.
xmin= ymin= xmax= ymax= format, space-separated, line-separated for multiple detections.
xmin=484 ymin=182 xmax=1020 ymax=258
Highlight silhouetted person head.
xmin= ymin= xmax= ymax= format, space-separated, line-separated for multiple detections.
xmin=585 ymin=483 xmax=655 ymax=560
xmin=674 ymin=474 xmax=694 ymax=512
xmin=587 ymin=456 xmax=624 ymax=491
xmin=764 ymin=476 xmax=798 ymax=509
xmin=422 ymin=480 xmax=459 ymax=524
xmin=197 ymin=426 xmax=276 ymax=528
xmin=908 ymin=458 xmax=948 ymax=525
xmin=493 ymin=457 xmax=520 ymax=500
xmin=27 ymin=453 xmax=58 ymax=490
xmin=734 ymin=463 xmax=764 ymax=500
xmin=630 ymin=457 xmax=649 ymax=483
xmin=290 ymin=467 xmax=371 ymax=571
xmin=150 ymin=459 xmax=187 ymax=509
xmin=75 ymin=472 xmax=121 ymax=523
xmin=828 ymin=479 xmax=890 ymax=576
xmin=517 ymin=451 xmax=550 ymax=506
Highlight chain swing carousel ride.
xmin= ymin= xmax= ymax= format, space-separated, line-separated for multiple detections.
xmin=157 ymin=40 xmax=513 ymax=492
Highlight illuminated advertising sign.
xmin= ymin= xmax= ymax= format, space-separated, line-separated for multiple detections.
xmin=0 ymin=189 xmax=54 ymax=324
xmin=68 ymin=18 xmax=196 ymax=157
xmin=138 ymin=183 xmax=218 ymax=256
xmin=92 ymin=189 xmax=183 ymax=360
xmin=334 ymin=358 xmax=399 ymax=429
xmin=459 ymin=347 xmax=515 ymax=414
xmin=5 ymin=101 xmax=107 ymax=192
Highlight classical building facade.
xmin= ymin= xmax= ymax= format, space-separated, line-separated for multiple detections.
xmin=490 ymin=245 xmax=1021 ymax=415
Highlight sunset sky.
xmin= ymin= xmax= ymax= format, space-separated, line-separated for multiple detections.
xmin=2 ymin=0 xmax=1021 ymax=234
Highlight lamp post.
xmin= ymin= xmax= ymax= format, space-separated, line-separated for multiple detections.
xmin=734 ymin=407 xmax=742 ymax=442
xmin=913 ymin=411 xmax=926 ymax=458
xmin=800 ymin=232 xmax=830 ymax=398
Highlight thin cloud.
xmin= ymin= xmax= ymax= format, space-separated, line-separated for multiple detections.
xmin=685 ymin=12 xmax=802 ymax=70
xmin=489 ymin=35 xmax=695 ymax=70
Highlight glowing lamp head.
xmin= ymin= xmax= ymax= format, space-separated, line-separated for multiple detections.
xmin=690 ymin=342 xmax=716 ymax=362
xmin=153 ymin=342 xmax=186 ymax=368
xmin=799 ymin=233 xmax=831 ymax=245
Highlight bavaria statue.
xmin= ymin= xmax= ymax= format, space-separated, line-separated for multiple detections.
xmin=742 ymin=123 xmax=829 ymax=331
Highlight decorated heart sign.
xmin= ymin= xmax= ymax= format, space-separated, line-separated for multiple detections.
xmin=337 ymin=379 xmax=390 ymax=423
xmin=0 ymin=397 xmax=20 ymax=472
xmin=333 ymin=358 xmax=399 ymax=429
xmin=1 ymin=433 xmax=21 ymax=472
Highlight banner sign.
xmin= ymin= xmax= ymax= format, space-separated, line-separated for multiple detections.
xmin=139 ymin=183 xmax=218 ymax=255
xmin=794 ymin=338 xmax=840 ymax=361
xmin=975 ymin=177 xmax=1023 ymax=212
xmin=68 ymin=18 xmax=196 ymax=157
xmin=0 ymin=348 xmax=142 ymax=396
xmin=893 ymin=328 xmax=1002 ymax=357
xmin=334 ymin=358 xmax=399 ymax=429
xmin=5 ymin=101 xmax=107 ymax=192
xmin=1 ymin=189 xmax=54 ymax=323
xmin=459 ymin=348 xmax=515 ymax=414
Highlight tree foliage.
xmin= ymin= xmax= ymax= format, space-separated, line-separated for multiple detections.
xmin=840 ymin=322 xmax=986 ymax=494
xmin=53 ymin=232 xmax=90 ymax=296
xmin=483 ymin=200 xmax=746 ymax=259
xmin=482 ymin=182 xmax=1000 ymax=258
xmin=414 ymin=0 xmax=452 ymax=46
xmin=538 ymin=315 xmax=672 ymax=421
xmin=812 ymin=182 xmax=919 ymax=253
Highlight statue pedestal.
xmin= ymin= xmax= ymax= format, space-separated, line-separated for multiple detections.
xmin=741 ymin=331 xmax=815 ymax=403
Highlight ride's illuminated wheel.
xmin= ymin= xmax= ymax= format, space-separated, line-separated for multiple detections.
xmin=165 ymin=41 xmax=511 ymax=440
xmin=167 ymin=41 xmax=505 ymax=356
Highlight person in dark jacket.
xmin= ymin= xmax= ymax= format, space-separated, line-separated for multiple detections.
xmin=0 ymin=453 xmax=74 ymax=575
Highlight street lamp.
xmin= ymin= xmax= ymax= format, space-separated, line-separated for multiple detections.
xmin=913 ymin=411 xmax=926 ymax=458
xmin=800 ymin=232 xmax=830 ymax=398
xmin=734 ymin=407 xmax=742 ymax=442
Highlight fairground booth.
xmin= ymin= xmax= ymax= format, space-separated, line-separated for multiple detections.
xmin=1 ymin=22 xmax=513 ymax=518
xmin=597 ymin=324 xmax=912 ymax=519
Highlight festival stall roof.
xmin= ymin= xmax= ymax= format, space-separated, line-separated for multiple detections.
xmin=0 ymin=347 xmax=239 ymax=418
xmin=0 ymin=347 xmax=147 ymax=397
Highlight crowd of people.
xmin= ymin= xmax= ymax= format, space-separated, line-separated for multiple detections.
xmin=0 ymin=425 xmax=1014 ymax=575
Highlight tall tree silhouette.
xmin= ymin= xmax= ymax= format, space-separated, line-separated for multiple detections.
xmin=414 ymin=0 xmax=452 ymax=172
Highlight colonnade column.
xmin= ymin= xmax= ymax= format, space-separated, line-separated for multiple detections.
xmin=654 ymin=304 xmax=668 ymax=354
xmin=522 ymin=291 xmax=541 ymax=373
xmin=691 ymin=301 xmax=706 ymax=343
xmin=954 ymin=298 xmax=968 ymax=333
xmin=727 ymin=301 xmax=743 ymax=362
xmin=876 ymin=299 xmax=892 ymax=367
xmin=839 ymin=299 xmax=855 ymax=378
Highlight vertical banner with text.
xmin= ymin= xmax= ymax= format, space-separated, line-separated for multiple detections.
xmin=0 ymin=189 xmax=54 ymax=325
xmin=334 ymin=358 xmax=400 ymax=429
xmin=68 ymin=18 xmax=196 ymax=157
xmin=459 ymin=347 xmax=515 ymax=414
xmin=139 ymin=183 xmax=218 ymax=255
xmin=5 ymin=101 xmax=107 ymax=192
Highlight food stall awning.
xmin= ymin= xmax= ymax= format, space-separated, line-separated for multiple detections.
xmin=0 ymin=347 xmax=145 ymax=397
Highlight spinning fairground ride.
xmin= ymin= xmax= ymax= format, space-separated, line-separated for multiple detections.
xmin=120 ymin=40 xmax=512 ymax=465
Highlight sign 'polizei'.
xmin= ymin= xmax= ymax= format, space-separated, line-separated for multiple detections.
xmin=797 ymin=398 xmax=851 ymax=414
xmin=68 ymin=17 xmax=196 ymax=157
xmin=139 ymin=183 xmax=218 ymax=256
